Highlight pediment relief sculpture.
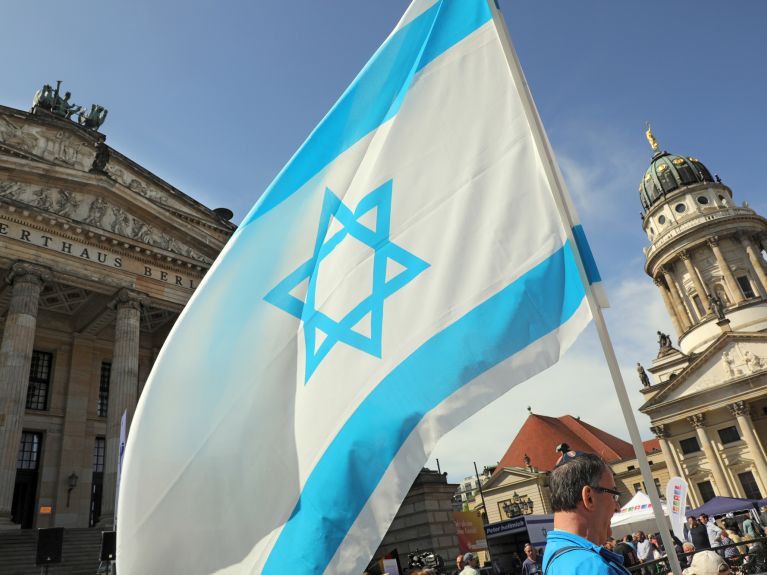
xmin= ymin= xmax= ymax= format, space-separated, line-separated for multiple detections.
xmin=668 ymin=340 xmax=767 ymax=401
xmin=0 ymin=115 xmax=95 ymax=172
xmin=1 ymin=112 xmax=229 ymax=234
xmin=720 ymin=344 xmax=767 ymax=381
xmin=104 ymin=163 xmax=212 ymax=224
xmin=0 ymin=180 xmax=211 ymax=264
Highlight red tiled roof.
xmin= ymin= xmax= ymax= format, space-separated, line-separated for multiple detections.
xmin=496 ymin=414 xmax=638 ymax=473
xmin=643 ymin=438 xmax=661 ymax=453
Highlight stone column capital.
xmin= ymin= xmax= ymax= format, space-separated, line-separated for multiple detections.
xmin=110 ymin=288 xmax=147 ymax=312
xmin=6 ymin=261 xmax=51 ymax=287
xmin=688 ymin=413 xmax=706 ymax=429
xmin=650 ymin=424 xmax=668 ymax=439
xmin=707 ymin=236 xmax=720 ymax=248
xmin=727 ymin=401 xmax=750 ymax=418
xmin=653 ymin=276 xmax=665 ymax=288
xmin=678 ymin=250 xmax=691 ymax=261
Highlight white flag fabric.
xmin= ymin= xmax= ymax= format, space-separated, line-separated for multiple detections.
xmin=117 ymin=1 xmax=599 ymax=573
xmin=666 ymin=476 xmax=689 ymax=541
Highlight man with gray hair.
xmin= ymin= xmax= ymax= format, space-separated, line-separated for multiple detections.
xmin=541 ymin=449 xmax=630 ymax=574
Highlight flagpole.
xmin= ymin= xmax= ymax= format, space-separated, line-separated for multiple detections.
xmin=486 ymin=2 xmax=682 ymax=573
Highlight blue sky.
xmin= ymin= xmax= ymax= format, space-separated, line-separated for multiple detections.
xmin=4 ymin=1 xmax=766 ymax=481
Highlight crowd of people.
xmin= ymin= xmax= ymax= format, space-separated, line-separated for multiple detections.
xmin=492 ymin=450 xmax=764 ymax=574
xmin=391 ymin=451 xmax=767 ymax=575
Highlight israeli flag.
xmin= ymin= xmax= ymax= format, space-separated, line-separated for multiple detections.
xmin=117 ymin=1 xmax=601 ymax=573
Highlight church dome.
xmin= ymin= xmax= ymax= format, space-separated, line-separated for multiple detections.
xmin=639 ymin=151 xmax=715 ymax=211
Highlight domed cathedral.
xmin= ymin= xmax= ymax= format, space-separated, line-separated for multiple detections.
xmin=638 ymin=127 xmax=767 ymax=507
xmin=0 ymin=85 xmax=235 ymax=531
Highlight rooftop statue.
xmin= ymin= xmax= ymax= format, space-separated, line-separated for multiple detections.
xmin=32 ymin=84 xmax=56 ymax=110
xmin=636 ymin=362 xmax=651 ymax=387
xmin=79 ymin=104 xmax=108 ymax=130
xmin=32 ymin=81 xmax=108 ymax=130
xmin=54 ymin=91 xmax=80 ymax=119
xmin=656 ymin=330 xmax=673 ymax=357
xmin=645 ymin=122 xmax=659 ymax=152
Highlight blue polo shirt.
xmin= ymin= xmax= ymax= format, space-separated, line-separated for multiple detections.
xmin=542 ymin=530 xmax=631 ymax=574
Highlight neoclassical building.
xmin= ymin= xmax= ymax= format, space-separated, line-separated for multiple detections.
xmin=638 ymin=131 xmax=767 ymax=507
xmin=474 ymin=413 xmax=668 ymax=573
xmin=0 ymin=97 xmax=234 ymax=529
xmin=479 ymin=412 xmax=669 ymax=525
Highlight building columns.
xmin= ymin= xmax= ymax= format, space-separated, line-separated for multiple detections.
xmin=0 ymin=262 xmax=50 ymax=528
xmin=661 ymin=266 xmax=692 ymax=332
xmin=740 ymin=235 xmax=767 ymax=297
xmin=727 ymin=401 xmax=767 ymax=495
xmin=650 ymin=424 xmax=680 ymax=478
xmin=688 ymin=413 xmax=732 ymax=497
xmin=98 ymin=289 xmax=144 ymax=528
xmin=654 ymin=278 xmax=684 ymax=336
xmin=707 ymin=237 xmax=744 ymax=305
xmin=679 ymin=250 xmax=709 ymax=318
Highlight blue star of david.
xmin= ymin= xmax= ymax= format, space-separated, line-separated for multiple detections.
xmin=264 ymin=180 xmax=429 ymax=383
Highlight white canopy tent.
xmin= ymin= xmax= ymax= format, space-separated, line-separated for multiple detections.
xmin=611 ymin=492 xmax=670 ymax=539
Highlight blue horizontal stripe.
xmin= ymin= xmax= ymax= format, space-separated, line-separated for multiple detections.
xmin=242 ymin=0 xmax=492 ymax=225
xmin=262 ymin=241 xmax=587 ymax=572
xmin=572 ymin=224 xmax=602 ymax=284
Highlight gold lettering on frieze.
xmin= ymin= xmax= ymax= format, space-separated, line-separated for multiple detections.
xmin=0 ymin=218 xmax=199 ymax=289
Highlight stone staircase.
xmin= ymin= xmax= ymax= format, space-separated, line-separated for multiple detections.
xmin=0 ymin=528 xmax=105 ymax=575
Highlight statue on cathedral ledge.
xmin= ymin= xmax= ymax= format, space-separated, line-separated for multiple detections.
xmin=657 ymin=330 xmax=672 ymax=354
xmin=708 ymin=293 xmax=726 ymax=321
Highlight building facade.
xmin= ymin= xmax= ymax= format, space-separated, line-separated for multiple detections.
xmin=474 ymin=413 xmax=668 ymax=573
xmin=637 ymin=131 xmax=767 ymax=508
xmin=453 ymin=467 xmax=493 ymax=511
xmin=478 ymin=413 xmax=669 ymax=524
xmin=0 ymin=99 xmax=234 ymax=529
xmin=373 ymin=468 xmax=460 ymax=570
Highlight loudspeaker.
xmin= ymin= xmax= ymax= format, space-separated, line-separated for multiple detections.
xmin=36 ymin=527 xmax=64 ymax=565
xmin=100 ymin=530 xmax=116 ymax=561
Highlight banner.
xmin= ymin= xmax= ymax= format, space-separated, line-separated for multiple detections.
xmin=453 ymin=511 xmax=488 ymax=553
xmin=666 ymin=476 xmax=689 ymax=540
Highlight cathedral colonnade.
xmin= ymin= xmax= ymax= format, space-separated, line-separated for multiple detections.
xmin=0 ymin=260 xmax=148 ymax=529
xmin=0 ymin=263 xmax=50 ymax=526
xmin=727 ymin=401 xmax=767 ymax=495
xmin=707 ymin=236 xmax=745 ymax=306
xmin=651 ymin=401 xmax=767 ymax=506
xmin=687 ymin=413 xmax=733 ymax=498
xmin=653 ymin=233 xmax=767 ymax=338
xmin=97 ymin=289 xmax=144 ymax=528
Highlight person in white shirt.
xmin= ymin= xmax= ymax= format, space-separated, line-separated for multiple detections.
xmin=635 ymin=531 xmax=651 ymax=563
xmin=701 ymin=514 xmax=722 ymax=547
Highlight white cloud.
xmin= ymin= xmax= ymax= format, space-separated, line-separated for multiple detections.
xmin=555 ymin=128 xmax=647 ymax=224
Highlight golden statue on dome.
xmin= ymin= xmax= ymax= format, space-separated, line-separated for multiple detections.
xmin=645 ymin=123 xmax=659 ymax=152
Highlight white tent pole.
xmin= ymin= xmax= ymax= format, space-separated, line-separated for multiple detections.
xmin=486 ymin=2 xmax=682 ymax=573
